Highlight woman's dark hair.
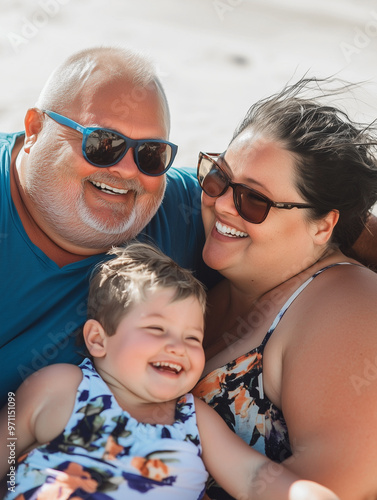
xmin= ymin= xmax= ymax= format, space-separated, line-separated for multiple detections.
xmin=231 ymin=77 xmax=377 ymax=251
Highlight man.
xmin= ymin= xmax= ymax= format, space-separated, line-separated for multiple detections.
xmin=0 ymin=46 xmax=212 ymax=406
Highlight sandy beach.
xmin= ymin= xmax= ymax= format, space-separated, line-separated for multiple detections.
xmin=1 ymin=0 xmax=377 ymax=170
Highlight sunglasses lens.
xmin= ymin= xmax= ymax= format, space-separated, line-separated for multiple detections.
xmin=198 ymin=154 xmax=270 ymax=224
xmin=235 ymin=186 xmax=269 ymax=223
xmin=85 ymin=130 xmax=126 ymax=166
xmin=137 ymin=142 xmax=172 ymax=175
xmin=85 ymin=132 xmax=173 ymax=174
xmin=199 ymin=157 xmax=227 ymax=197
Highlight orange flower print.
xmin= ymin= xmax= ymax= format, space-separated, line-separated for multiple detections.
xmin=131 ymin=457 xmax=170 ymax=481
xmin=193 ymin=370 xmax=226 ymax=401
xmin=232 ymin=386 xmax=251 ymax=419
xmin=234 ymin=352 xmax=261 ymax=376
xmin=103 ymin=435 xmax=124 ymax=460
xmin=34 ymin=462 xmax=98 ymax=499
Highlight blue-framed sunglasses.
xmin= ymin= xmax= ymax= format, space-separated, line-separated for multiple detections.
xmin=43 ymin=110 xmax=178 ymax=176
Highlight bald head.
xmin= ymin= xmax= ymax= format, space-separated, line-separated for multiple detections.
xmin=35 ymin=46 xmax=170 ymax=129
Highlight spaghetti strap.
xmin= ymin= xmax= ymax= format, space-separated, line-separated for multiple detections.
xmin=260 ymin=262 xmax=356 ymax=348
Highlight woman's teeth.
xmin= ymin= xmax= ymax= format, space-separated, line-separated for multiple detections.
xmin=216 ymin=221 xmax=248 ymax=238
xmin=91 ymin=180 xmax=128 ymax=195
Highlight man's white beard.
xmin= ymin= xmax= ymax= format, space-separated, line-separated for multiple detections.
xmin=27 ymin=174 xmax=165 ymax=250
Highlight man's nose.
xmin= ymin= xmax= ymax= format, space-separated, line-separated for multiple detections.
xmin=106 ymin=148 xmax=140 ymax=179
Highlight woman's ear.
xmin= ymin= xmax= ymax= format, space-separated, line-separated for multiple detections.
xmin=312 ymin=209 xmax=339 ymax=245
xmin=23 ymin=108 xmax=44 ymax=153
xmin=83 ymin=319 xmax=107 ymax=358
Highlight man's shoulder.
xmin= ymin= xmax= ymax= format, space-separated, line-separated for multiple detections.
xmin=143 ymin=165 xmax=202 ymax=232
xmin=166 ymin=166 xmax=197 ymax=187
xmin=0 ymin=132 xmax=24 ymax=173
xmin=164 ymin=166 xmax=201 ymax=204
xmin=140 ymin=166 xmax=203 ymax=269
xmin=0 ymin=131 xmax=24 ymax=147
xmin=160 ymin=166 xmax=201 ymax=220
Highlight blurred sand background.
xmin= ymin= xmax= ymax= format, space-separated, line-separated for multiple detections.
xmin=1 ymin=0 xmax=377 ymax=172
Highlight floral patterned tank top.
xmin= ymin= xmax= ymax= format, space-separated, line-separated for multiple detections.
xmin=8 ymin=358 xmax=208 ymax=500
xmin=193 ymin=263 xmax=352 ymax=499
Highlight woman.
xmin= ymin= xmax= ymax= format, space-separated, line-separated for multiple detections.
xmin=193 ymin=78 xmax=377 ymax=499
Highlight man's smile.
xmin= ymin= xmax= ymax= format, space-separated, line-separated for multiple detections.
xmin=90 ymin=180 xmax=129 ymax=195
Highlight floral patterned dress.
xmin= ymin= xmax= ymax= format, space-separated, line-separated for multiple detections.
xmin=193 ymin=264 xmax=351 ymax=499
xmin=7 ymin=359 xmax=208 ymax=500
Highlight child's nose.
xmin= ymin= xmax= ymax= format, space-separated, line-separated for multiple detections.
xmin=165 ymin=337 xmax=185 ymax=356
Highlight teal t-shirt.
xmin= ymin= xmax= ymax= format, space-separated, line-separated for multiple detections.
xmin=0 ymin=132 xmax=216 ymax=407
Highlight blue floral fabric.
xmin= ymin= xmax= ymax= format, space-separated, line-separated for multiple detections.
xmin=7 ymin=358 xmax=208 ymax=499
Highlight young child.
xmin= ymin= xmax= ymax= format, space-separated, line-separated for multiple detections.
xmin=0 ymin=243 xmax=339 ymax=500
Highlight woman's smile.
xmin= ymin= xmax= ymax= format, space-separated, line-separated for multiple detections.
xmin=215 ymin=220 xmax=248 ymax=238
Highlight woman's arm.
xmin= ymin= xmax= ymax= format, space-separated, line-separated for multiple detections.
xmin=0 ymin=363 xmax=82 ymax=481
xmin=280 ymin=266 xmax=377 ymax=499
xmin=195 ymin=397 xmax=339 ymax=500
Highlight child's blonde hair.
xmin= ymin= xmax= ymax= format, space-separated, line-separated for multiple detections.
xmin=87 ymin=242 xmax=207 ymax=336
